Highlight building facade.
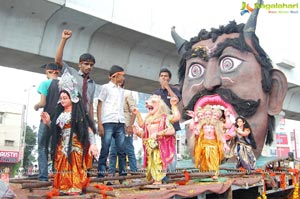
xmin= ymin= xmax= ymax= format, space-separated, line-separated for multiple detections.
xmin=0 ymin=101 xmax=24 ymax=177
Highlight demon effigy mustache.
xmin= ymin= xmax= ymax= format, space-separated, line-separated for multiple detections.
xmin=182 ymin=88 xmax=260 ymax=120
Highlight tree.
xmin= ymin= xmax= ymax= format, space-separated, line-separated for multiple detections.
xmin=23 ymin=125 xmax=37 ymax=168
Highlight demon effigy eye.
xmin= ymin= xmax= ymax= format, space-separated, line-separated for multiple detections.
xmin=219 ymin=56 xmax=242 ymax=73
xmin=188 ymin=63 xmax=205 ymax=79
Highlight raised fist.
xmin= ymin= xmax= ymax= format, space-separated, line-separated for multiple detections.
xmin=62 ymin=29 xmax=72 ymax=40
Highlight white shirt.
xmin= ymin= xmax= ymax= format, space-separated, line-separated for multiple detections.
xmin=97 ymin=81 xmax=125 ymax=124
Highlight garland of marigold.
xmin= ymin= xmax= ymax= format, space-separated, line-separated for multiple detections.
xmin=280 ymin=173 xmax=286 ymax=189
xmin=256 ymin=169 xmax=267 ymax=199
xmin=288 ymin=168 xmax=299 ymax=199
xmin=293 ymin=183 xmax=299 ymax=199
xmin=257 ymin=194 xmax=267 ymax=199
xmin=94 ymin=184 xmax=113 ymax=199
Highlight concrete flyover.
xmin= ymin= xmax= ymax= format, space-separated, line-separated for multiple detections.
xmin=0 ymin=0 xmax=299 ymax=121
xmin=0 ymin=0 xmax=179 ymax=93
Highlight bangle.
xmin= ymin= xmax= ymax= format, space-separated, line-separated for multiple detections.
xmin=162 ymin=130 xmax=166 ymax=136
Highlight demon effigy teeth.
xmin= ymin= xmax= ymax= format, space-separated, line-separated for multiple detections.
xmin=212 ymin=104 xmax=224 ymax=110
xmin=200 ymin=104 xmax=225 ymax=110
xmin=194 ymin=95 xmax=236 ymax=117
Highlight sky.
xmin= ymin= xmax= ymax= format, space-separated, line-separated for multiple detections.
xmin=72 ymin=0 xmax=299 ymax=66
xmin=108 ymin=0 xmax=299 ymax=67
xmin=0 ymin=66 xmax=45 ymax=128
xmin=0 ymin=0 xmax=299 ymax=128
xmin=169 ymin=0 xmax=299 ymax=67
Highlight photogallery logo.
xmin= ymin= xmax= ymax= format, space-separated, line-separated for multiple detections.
xmin=240 ymin=1 xmax=298 ymax=15
xmin=240 ymin=2 xmax=254 ymax=15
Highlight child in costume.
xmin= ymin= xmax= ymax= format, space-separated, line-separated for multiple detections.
xmin=188 ymin=105 xmax=230 ymax=179
xmin=41 ymin=72 xmax=98 ymax=195
xmin=132 ymin=95 xmax=180 ymax=184
xmin=229 ymin=116 xmax=257 ymax=170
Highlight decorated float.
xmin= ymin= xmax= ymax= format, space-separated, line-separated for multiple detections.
xmin=8 ymin=0 xmax=299 ymax=198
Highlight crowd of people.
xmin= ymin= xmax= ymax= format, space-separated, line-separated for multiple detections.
xmin=31 ymin=29 xmax=183 ymax=195
xmin=30 ymin=4 xmax=288 ymax=194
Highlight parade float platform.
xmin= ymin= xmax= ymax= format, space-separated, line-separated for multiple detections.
xmin=9 ymin=156 xmax=300 ymax=199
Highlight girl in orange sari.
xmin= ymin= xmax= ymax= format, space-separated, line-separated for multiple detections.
xmin=41 ymin=72 xmax=98 ymax=196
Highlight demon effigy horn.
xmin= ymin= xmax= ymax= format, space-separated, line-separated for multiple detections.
xmin=171 ymin=26 xmax=187 ymax=56
xmin=243 ymin=0 xmax=262 ymax=39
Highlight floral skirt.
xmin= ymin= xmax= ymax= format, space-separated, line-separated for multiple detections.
xmin=53 ymin=135 xmax=91 ymax=194
xmin=144 ymin=138 xmax=166 ymax=182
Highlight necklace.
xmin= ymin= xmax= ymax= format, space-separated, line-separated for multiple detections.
xmin=56 ymin=111 xmax=71 ymax=129
xmin=145 ymin=115 xmax=161 ymax=126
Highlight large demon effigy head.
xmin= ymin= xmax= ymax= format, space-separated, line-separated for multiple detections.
xmin=172 ymin=0 xmax=288 ymax=157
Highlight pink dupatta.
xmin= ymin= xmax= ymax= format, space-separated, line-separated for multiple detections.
xmin=143 ymin=114 xmax=176 ymax=170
